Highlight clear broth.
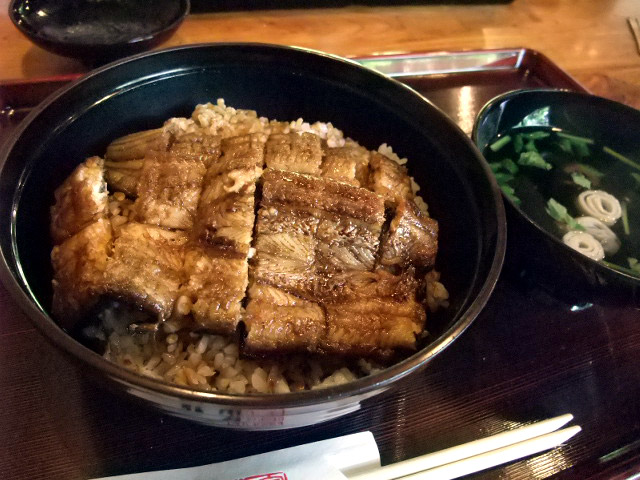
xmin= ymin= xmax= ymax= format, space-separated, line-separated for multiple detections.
xmin=484 ymin=126 xmax=640 ymax=275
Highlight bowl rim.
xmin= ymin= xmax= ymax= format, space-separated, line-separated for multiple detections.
xmin=472 ymin=87 xmax=640 ymax=286
xmin=0 ymin=42 xmax=506 ymax=408
xmin=8 ymin=0 xmax=191 ymax=48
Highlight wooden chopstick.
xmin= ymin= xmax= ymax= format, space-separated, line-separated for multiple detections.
xmin=349 ymin=414 xmax=578 ymax=480
xmin=399 ymin=426 xmax=581 ymax=480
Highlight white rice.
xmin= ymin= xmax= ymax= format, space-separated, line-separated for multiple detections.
xmin=101 ymin=303 xmax=383 ymax=394
xmin=287 ymin=117 xmax=346 ymax=148
xmin=425 ymin=270 xmax=450 ymax=312
xmin=165 ymin=98 xmax=410 ymax=157
xmin=378 ymin=142 xmax=408 ymax=165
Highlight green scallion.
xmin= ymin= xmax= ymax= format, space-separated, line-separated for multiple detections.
xmin=571 ymin=172 xmax=591 ymax=189
xmin=494 ymin=172 xmax=514 ymax=184
xmin=621 ymin=201 xmax=630 ymax=236
xmin=500 ymin=184 xmax=521 ymax=205
xmin=546 ymin=198 xmax=568 ymax=222
xmin=524 ymin=131 xmax=551 ymax=140
xmin=502 ymin=158 xmax=519 ymax=174
xmin=556 ymin=131 xmax=592 ymax=157
xmin=490 ymin=135 xmax=511 ymax=152
xmin=603 ymin=146 xmax=640 ymax=173
xmin=558 ymin=138 xmax=573 ymax=154
xmin=501 ymin=184 xmax=516 ymax=195
xmin=524 ymin=139 xmax=538 ymax=153
xmin=556 ymin=131 xmax=595 ymax=145
xmin=513 ymin=134 xmax=524 ymax=153
xmin=518 ymin=151 xmax=552 ymax=170
xmin=489 ymin=162 xmax=502 ymax=173
xmin=546 ymin=198 xmax=585 ymax=231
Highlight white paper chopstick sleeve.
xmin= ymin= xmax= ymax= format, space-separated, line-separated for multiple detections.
xmin=90 ymin=431 xmax=380 ymax=480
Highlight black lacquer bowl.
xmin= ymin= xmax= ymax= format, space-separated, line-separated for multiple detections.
xmin=9 ymin=0 xmax=189 ymax=62
xmin=0 ymin=44 xmax=505 ymax=428
xmin=473 ymin=88 xmax=640 ymax=302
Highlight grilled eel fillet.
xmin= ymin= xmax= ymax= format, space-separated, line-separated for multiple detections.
xmin=51 ymin=122 xmax=439 ymax=360
xmin=50 ymin=157 xmax=108 ymax=244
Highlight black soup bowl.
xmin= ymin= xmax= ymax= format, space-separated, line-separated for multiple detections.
xmin=9 ymin=0 xmax=189 ymax=63
xmin=473 ymin=88 xmax=640 ymax=302
xmin=0 ymin=44 xmax=505 ymax=429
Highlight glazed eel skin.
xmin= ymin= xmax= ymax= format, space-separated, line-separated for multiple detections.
xmin=50 ymin=124 xmax=439 ymax=361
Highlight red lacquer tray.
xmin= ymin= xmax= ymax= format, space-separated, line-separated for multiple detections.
xmin=2 ymin=49 xmax=639 ymax=480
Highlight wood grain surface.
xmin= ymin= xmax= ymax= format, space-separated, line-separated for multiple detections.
xmin=0 ymin=0 xmax=639 ymax=105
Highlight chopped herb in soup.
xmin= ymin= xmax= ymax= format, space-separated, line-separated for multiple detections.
xmin=485 ymin=126 xmax=640 ymax=277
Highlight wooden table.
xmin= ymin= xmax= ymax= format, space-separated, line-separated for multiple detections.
xmin=2 ymin=1 xmax=640 ymax=479
xmin=1 ymin=0 xmax=640 ymax=106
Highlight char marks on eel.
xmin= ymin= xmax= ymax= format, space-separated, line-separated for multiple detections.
xmin=50 ymin=102 xmax=441 ymax=363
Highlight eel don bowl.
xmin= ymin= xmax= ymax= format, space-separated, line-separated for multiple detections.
xmin=0 ymin=44 xmax=505 ymax=429
xmin=473 ymin=88 xmax=640 ymax=302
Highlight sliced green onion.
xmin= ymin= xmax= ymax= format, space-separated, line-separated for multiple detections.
xmin=556 ymin=132 xmax=595 ymax=144
xmin=524 ymin=131 xmax=551 ymax=140
xmin=494 ymin=172 xmax=514 ymax=184
xmin=505 ymin=192 xmax=521 ymax=205
xmin=502 ymin=158 xmax=519 ymax=174
xmin=565 ymin=215 xmax=586 ymax=231
xmin=500 ymin=184 xmax=521 ymax=205
xmin=489 ymin=162 xmax=502 ymax=172
xmin=603 ymin=146 xmax=640 ymax=173
xmin=558 ymin=138 xmax=573 ymax=154
xmin=524 ymin=139 xmax=538 ymax=153
xmin=546 ymin=198 xmax=585 ymax=231
xmin=490 ymin=135 xmax=511 ymax=152
xmin=513 ymin=134 xmax=524 ymax=153
xmin=518 ymin=151 xmax=552 ymax=170
xmin=621 ymin=201 xmax=630 ymax=236
xmin=501 ymin=184 xmax=516 ymax=195
xmin=555 ymin=132 xmax=592 ymax=157
xmin=546 ymin=198 xmax=568 ymax=222
xmin=632 ymin=172 xmax=640 ymax=186
xmin=571 ymin=172 xmax=591 ymax=189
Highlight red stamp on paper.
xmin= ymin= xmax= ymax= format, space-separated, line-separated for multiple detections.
xmin=238 ymin=473 xmax=288 ymax=480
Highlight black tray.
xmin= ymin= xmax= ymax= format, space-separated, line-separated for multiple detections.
xmin=2 ymin=48 xmax=639 ymax=480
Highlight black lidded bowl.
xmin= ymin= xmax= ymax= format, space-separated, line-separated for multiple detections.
xmin=9 ymin=0 xmax=190 ymax=63
xmin=473 ymin=88 xmax=640 ymax=304
xmin=0 ymin=43 xmax=505 ymax=429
